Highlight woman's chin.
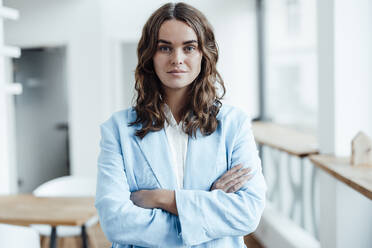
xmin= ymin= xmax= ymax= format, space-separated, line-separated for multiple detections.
xmin=162 ymin=82 xmax=192 ymax=91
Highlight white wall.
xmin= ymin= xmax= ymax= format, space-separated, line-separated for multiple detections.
xmin=4 ymin=0 xmax=104 ymax=178
xmin=4 ymin=0 xmax=258 ymax=180
xmin=101 ymin=0 xmax=258 ymax=118
xmin=317 ymin=0 xmax=372 ymax=247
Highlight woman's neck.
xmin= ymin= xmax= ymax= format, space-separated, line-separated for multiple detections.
xmin=164 ymin=87 xmax=189 ymax=124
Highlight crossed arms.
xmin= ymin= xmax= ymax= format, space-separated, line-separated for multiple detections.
xmin=95 ymin=117 xmax=266 ymax=247
xmin=130 ymin=163 xmax=252 ymax=216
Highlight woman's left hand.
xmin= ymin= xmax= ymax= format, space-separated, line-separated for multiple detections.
xmin=210 ymin=164 xmax=253 ymax=193
xmin=130 ymin=189 xmax=158 ymax=209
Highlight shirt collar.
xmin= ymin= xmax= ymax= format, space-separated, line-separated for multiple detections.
xmin=163 ymin=104 xmax=181 ymax=128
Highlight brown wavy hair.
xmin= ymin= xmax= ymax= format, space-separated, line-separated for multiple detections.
xmin=130 ymin=2 xmax=226 ymax=139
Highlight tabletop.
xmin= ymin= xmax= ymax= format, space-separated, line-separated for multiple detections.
xmin=0 ymin=194 xmax=97 ymax=226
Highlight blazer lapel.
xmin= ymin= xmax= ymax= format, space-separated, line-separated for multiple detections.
xmin=128 ymin=107 xmax=222 ymax=190
xmin=134 ymin=129 xmax=178 ymax=189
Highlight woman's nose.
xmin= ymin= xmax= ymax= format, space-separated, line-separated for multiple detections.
xmin=170 ymin=49 xmax=184 ymax=65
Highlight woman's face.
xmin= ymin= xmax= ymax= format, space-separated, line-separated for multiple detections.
xmin=153 ymin=20 xmax=202 ymax=93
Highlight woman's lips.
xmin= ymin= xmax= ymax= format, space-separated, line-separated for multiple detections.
xmin=167 ymin=70 xmax=187 ymax=76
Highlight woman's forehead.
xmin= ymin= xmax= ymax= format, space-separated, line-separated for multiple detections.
xmin=158 ymin=20 xmax=198 ymax=44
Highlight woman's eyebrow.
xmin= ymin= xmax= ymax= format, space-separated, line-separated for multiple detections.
xmin=183 ymin=40 xmax=198 ymax=45
xmin=157 ymin=39 xmax=198 ymax=45
xmin=158 ymin=39 xmax=172 ymax=44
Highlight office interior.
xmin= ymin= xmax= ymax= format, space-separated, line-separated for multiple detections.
xmin=0 ymin=0 xmax=371 ymax=247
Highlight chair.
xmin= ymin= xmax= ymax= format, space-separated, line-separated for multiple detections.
xmin=32 ymin=176 xmax=98 ymax=248
xmin=0 ymin=223 xmax=41 ymax=248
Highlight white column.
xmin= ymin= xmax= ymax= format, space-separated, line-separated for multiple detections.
xmin=0 ymin=0 xmax=20 ymax=194
xmin=0 ymin=0 xmax=10 ymax=195
xmin=317 ymin=0 xmax=372 ymax=247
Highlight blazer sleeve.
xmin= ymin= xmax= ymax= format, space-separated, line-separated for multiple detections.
xmin=95 ymin=120 xmax=183 ymax=247
xmin=174 ymin=116 xmax=267 ymax=246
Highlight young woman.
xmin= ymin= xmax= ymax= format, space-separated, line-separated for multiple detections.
xmin=95 ymin=2 xmax=266 ymax=248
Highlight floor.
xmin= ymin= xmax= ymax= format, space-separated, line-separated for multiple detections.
xmin=40 ymin=224 xmax=110 ymax=248
xmin=40 ymin=223 xmax=263 ymax=248
xmin=245 ymin=234 xmax=264 ymax=248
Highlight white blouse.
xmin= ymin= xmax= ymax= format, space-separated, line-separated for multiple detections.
xmin=163 ymin=104 xmax=188 ymax=189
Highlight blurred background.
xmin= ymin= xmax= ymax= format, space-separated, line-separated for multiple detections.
xmin=0 ymin=0 xmax=371 ymax=247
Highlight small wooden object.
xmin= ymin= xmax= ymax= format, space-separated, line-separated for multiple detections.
xmin=351 ymin=131 xmax=372 ymax=167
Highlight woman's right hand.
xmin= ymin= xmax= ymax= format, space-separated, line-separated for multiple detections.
xmin=210 ymin=164 xmax=253 ymax=193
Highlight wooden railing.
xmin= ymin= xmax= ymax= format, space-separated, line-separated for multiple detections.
xmin=252 ymin=121 xmax=372 ymax=248
xmin=310 ymin=154 xmax=372 ymax=201
xmin=252 ymin=121 xmax=320 ymax=247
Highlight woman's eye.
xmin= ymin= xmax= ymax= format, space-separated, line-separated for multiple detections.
xmin=184 ymin=46 xmax=196 ymax=52
xmin=158 ymin=46 xmax=171 ymax=52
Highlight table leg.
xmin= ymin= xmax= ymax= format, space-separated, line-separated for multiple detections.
xmin=300 ymin=158 xmax=305 ymax=228
xmin=50 ymin=226 xmax=57 ymax=248
xmin=81 ymin=224 xmax=87 ymax=248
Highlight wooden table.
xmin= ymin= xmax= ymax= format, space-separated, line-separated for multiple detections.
xmin=310 ymin=154 xmax=372 ymax=201
xmin=0 ymin=194 xmax=97 ymax=248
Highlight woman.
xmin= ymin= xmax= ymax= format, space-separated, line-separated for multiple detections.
xmin=95 ymin=2 xmax=266 ymax=248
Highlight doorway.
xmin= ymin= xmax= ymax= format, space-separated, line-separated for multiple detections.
xmin=12 ymin=46 xmax=69 ymax=193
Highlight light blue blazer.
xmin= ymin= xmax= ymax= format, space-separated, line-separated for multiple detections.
xmin=95 ymin=105 xmax=267 ymax=248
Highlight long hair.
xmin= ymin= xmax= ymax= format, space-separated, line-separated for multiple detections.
xmin=130 ymin=2 xmax=226 ymax=139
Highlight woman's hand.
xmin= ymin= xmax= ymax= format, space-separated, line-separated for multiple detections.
xmin=210 ymin=164 xmax=253 ymax=193
xmin=130 ymin=189 xmax=159 ymax=209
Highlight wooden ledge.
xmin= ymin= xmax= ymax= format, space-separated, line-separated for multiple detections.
xmin=252 ymin=121 xmax=319 ymax=157
xmin=309 ymin=154 xmax=372 ymax=201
